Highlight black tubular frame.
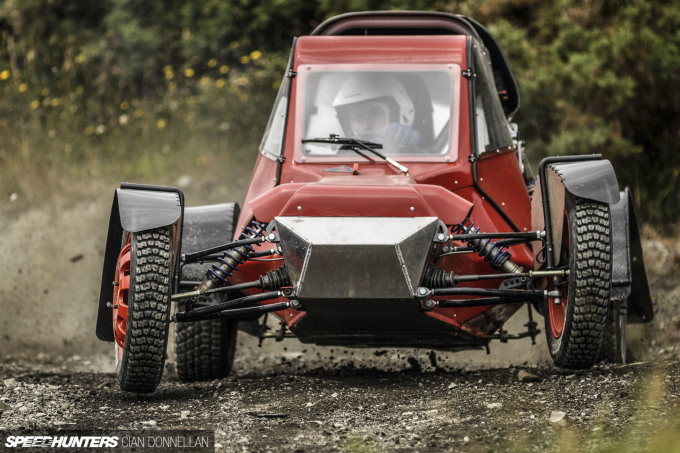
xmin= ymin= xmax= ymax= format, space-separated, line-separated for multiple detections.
xmin=173 ymin=291 xmax=281 ymax=322
xmin=438 ymin=298 xmax=518 ymax=308
xmin=217 ymin=302 xmax=291 ymax=319
xmin=176 ymin=279 xmax=262 ymax=297
xmin=430 ymin=287 xmax=545 ymax=301
xmin=450 ymin=231 xmax=541 ymax=242
xmin=181 ymin=237 xmax=264 ymax=263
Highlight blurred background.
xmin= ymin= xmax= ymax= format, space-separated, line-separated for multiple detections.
xmin=0 ymin=0 xmax=679 ymax=359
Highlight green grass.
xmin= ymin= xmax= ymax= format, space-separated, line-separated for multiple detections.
xmin=0 ymin=106 xmax=259 ymax=212
xmin=519 ymin=364 xmax=680 ymax=453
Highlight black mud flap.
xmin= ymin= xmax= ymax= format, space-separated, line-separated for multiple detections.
xmin=96 ymin=184 xmax=184 ymax=342
xmin=611 ymin=188 xmax=653 ymax=323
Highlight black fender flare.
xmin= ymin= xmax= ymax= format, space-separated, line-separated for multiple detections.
xmin=532 ymin=156 xmax=620 ymax=269
xmin=96 ymin=183 xmax=184 ymax=342
xmin=548 ymin=159 xmax=620 ymax=205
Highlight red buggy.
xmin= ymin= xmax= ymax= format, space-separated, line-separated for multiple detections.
xmin=95 ymin=12 xmax=652 ymax=393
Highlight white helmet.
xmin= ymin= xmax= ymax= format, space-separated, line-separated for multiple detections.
xmin=333 ymin=73 xmax=415 ymax=138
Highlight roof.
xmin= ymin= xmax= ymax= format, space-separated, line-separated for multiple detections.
xmin=295 ymin=35 xmax=467 ymax=66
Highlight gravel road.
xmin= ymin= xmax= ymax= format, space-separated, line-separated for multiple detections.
xmin=1 ymin=352 xmax=679 ymax=452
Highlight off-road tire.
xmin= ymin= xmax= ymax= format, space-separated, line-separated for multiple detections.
xmin=115 ymin=227 xmax=173 ymax=393
xmin=545 ymin=195 xmax=612 ymax=369
xmin=176 ymin=313 xmax=238 ymax=381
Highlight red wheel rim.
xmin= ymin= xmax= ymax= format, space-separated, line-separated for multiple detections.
xmin=549 ymin=210 xmax=569 ymax=338
xmin=113 ymin=235 xmax=131 ymax=358
xmin=548 ymin=281 xmax=567 ymax=338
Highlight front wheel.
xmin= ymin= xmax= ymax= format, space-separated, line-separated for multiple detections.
xmin=113 ymin=227 xmax=173 ymax=393
xmin=545 ymin=194 xmax=612 ymax=369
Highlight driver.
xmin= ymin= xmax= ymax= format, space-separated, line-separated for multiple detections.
xmin=333 ymin=73 xmax=420 ymax=152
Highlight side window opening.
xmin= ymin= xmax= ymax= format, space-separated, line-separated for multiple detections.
xmin=259 ymin=74 xmax=290 ymax=160
xmin=472 ymin=41 xmax=512 ymax=155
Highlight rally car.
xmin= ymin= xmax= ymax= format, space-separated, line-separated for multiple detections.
xmin=95 ymin=11 xmax=652 ymax=393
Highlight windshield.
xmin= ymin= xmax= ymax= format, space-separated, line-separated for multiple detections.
xmin=297 ymin=64 xmax=459 ymax=162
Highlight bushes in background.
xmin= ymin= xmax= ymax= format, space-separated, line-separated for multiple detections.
xmin=0 ymin=0 xmax=678 ymax=225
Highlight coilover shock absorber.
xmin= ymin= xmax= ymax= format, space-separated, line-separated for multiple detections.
xmin=195 ymin=219 xmax=267 ymax=294
xmin=451 ymin=211 xmax=524 ymax=274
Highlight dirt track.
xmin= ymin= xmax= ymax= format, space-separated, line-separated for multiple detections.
xmin=1 ymin=353 xmax=679 ymax=452
xmin=1 ymin=202 xmax=680 ymax=451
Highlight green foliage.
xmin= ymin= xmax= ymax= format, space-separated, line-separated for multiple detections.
xmin=0 ymin=0 xmax=678 ymax=224
xmin=481 ymin=0 xmax=680 ymax=225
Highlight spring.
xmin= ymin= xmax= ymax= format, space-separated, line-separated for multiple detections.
xmin=198 ymin=220 xmax=267 ymax=293
xmin=451 ymin=212 xmax=512 ymax=271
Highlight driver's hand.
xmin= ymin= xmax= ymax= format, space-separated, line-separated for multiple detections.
xmin=388 ymin=123 xmax=420 ymax=151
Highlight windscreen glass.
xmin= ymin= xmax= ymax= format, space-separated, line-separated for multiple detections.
xmin=298 ymin=64 xmax=459 ymax=161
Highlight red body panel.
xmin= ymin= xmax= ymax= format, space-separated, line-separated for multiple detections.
xmin=295 ymin=35 xmax=467 ymax=65
xmin=233 ymin=34 xmax=533 ymax=340
xmin=249 ymin=176 xmax=472 ymax=223
xmin=238 ymin=35 xmax=476 ymax=231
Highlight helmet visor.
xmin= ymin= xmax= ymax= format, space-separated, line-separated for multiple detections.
xmin=348 ymin=101 xmax=390 ymax=136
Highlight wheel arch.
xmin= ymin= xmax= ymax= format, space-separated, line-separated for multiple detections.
xmin=550 ymin=159 xmax=620 ymax=205
xmin=96 ymin=184 xmax=184 ymax=342
xmin=531 ymin=156 xmax=620 ymax=269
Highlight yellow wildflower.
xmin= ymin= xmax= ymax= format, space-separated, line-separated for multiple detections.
xmin=216 ymin=78 xmax=226 ymax=88
xmin=157 ymin=118 xmax=167 ymax=130
xmin=250 ymin=50 xmax=262 ymax=60
xmin=240 ymin=55 xmax=250 ymax=64
xmin=0 ymin=70 xmax=10 ymax=80
xmin=219 ymin=65 xmax=230 ymax=74
xmin=18 ymin=83 xmax=28 ymax=93
xmin=30 ymin=100 xmax=40 ymax=110
xmin=75 ymin=54 xmax=86 ymax=64
xmin=184 ymin=68 xmax=195 ymax=78
xmin=207 ymin=58 xmax=218 ymax=67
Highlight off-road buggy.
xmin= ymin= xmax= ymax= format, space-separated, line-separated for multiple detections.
xmin=95 ymin=11 xmax=653 ymax=393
